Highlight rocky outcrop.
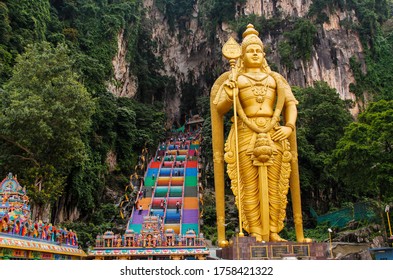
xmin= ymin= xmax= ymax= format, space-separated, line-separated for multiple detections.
xmin=106 ymin=150 xmax=117 ymax=172
xmin=240 ymin=4 xmax=365 ymax=115
xmin=329 ymin=224 xmax=386 ymax=259
xmin=241 ymin=0 xmax=312 ymax=18
xmin=107 ymin=29 xmax=138 ymax=98
xmin=283 ymin=9 xmax=365 ymax=115
xmin=110 ymin=0 xmax=366 ymax=120
xmin=142 ymin=0 xmax=214 ymax=127
xmin=332 ymin=243 xmax=373 ymax=260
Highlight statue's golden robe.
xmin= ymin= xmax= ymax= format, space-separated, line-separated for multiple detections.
xmin=221 ymin=73 xmax=296 ymax=239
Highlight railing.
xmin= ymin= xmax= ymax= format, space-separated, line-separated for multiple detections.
xmin=94 ymin=236 xmax=206 ymax=249
xmin=0 ymin=230 xmax=79 ymax=247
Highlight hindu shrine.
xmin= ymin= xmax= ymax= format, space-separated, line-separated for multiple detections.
xmin=0 ymin=173 xmax=86 ymax=259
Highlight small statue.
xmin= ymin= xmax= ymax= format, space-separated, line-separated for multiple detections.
xmin=1 ymin=217 xmax=8 ymax=232
xmin=116 ymin=235 xmax=122 ymax=247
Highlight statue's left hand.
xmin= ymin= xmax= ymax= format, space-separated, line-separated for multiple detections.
xmin=271 ymin=126 xmax=292 ymax=141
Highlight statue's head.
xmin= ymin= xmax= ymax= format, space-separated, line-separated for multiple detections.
xmin=241 ymin=24 xmax=264 ymax=54
xmin=240 ymin=24 xmax=270 ymax=72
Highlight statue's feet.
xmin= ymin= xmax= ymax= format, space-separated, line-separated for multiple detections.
xmin=298 ymin=237 xmax=313 ymax=243
xmin=270 ymin=232 xmax=287 ymax=242
xmin=251 ymin=233 xmax=263 ymax=242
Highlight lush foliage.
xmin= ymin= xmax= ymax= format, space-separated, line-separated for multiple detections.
xmin=281 ymin=222 xmax=332 ymax=242
xmin=204 ymin=0 xmax=246 ymax=25
xmin=282 ymin=18 xmax=317 ymax=62
xmin=0 ymin=0 xmax=51 ymax=84
xmin=308 ymin=0 xmax=346 ymax=24
xmin=331 ymin=100 xmax=393 ymax=201
xmin=200 ymin=0 xmax=247 ymax=42
xmin=0 ymin=42 xmax=95 ymax=217
xmin=0 ymin=0 xmax=167 ymax=229
xmin=60 ymin=202 xmax=119 ymax=248
xmin=156 ymin=0 xmax=196 ymax=31
xmin=294 ymin=82 xmax=353 ymax=212
xmin=49 ymin=0 xmax=142 ymax=93
xmin=132 ymin=21 xmax=175 ymax=104
xmin=349 ymin=0 xmax=393 ymax=103
xmin=346 ymin=0 xmax=390 ymax=48
xmin=349 ymin=29 xmax=393 ymax=102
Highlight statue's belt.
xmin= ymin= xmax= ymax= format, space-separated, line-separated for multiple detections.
xmin=232 ymin=116 xmax=277 ymax=130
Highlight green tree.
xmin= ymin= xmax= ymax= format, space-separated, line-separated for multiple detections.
xmin=284 ymin=18 xmax=317 ymax=61
xmin=331 ymin=100 xmax=393 ymax=201
xmin=0 ymin=2 xmax=11 ymax=45
xmin=4 ymin=0 xmax=51 ymax=50
xmin=49 ymin=0 xmax=142 ymax=93
xmin=111 ymin=97 xmax=166 ymax=172
xmin=294 ymin=82 xmax=353 ymax=212
xmin=0 ymin=42 xmax=95 ymax=219
xmin=156 ymin=0 xmax=196 ymax=30
xmin=328 ymin=0 xmax=393 ymax=103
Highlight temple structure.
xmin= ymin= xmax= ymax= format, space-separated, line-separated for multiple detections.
xmin=0 ymin=173 xmax=86 ymax=259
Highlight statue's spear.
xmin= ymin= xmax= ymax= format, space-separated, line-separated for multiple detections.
xmin=222 ymin=37 xmax=244 ymax=238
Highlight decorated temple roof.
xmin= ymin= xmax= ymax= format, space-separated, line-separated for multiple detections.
xmin=1 ymin=173 xmax=24 ymax=193
xmin=0 ymin=173 xmax=30 ymax=221
xmin=0 ymin=173 xmax=81 ymax=251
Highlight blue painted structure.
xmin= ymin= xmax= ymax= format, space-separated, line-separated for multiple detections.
xmin=369 ymin=247 xmax=393 ymax=260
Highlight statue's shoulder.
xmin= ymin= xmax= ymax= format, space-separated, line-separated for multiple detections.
xmin=269 ymin=71 xmax=290 ymax=86
xmin=237 ymin=74 xmax=253 ymax=88
xmin=269 ymin=71 xmax=297 ymax=102
xmin=212 ymin=71 xmax=230 ymax=89
xmin=211 ymin=71 xmax=230 ymax=104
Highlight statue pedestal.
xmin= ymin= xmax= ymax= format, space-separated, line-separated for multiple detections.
xmin=218 ymin=236 xmax=328 ymax=260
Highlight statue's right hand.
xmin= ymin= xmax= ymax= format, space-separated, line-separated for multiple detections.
xmin=225 ymin=80 xmax=237 ymax=89
xmin=223 ymin=80 xmax=236 ymax=99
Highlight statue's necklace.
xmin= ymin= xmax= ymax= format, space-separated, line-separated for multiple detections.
xmin=251 ymin=76 xmax=269 ymax=103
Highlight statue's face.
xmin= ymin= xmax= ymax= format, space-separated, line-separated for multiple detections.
xmin=243 ymin=44 xmax=264 ymax=68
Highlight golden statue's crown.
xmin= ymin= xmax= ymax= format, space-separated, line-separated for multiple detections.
xmin=241 ymin=23 xmax=263 ymax=53
xmin=242 ymin=23 xmax=259 ymax=38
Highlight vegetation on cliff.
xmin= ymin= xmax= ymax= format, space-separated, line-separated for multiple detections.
xmin=0 ymin=0 xmax=167 ymax=231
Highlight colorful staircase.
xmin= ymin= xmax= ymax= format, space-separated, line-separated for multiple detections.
xmin=127 ymin=134 xmax=201 ymax=236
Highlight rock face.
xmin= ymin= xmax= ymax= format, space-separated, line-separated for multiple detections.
xmin=241 ymin=0 xmax=312 ymax=18
xmin=109 ymin=0 xmax=366 ymax=121
xmin=107 ymin=29 xmax=138 ymax=98
xmin=283 ymin=9 xmax=365 ymax=115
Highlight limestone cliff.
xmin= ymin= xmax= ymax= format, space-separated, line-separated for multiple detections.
xmin=107 ymin=29 xmax=138 ymax=98
xmin=241 ymin=0 xmax=312 ymax=18
xmin=109 ymin=0 xmax=366 ymax=120
xmin=275 ymin=8 xmax=365 ymax=115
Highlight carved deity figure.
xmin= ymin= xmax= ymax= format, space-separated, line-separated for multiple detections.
xmin=210 ymin=24 xmax=310 ymax=246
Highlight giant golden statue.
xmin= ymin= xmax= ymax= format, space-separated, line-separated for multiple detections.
xmin=210 ymin=24 xmax=310 ymax=247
